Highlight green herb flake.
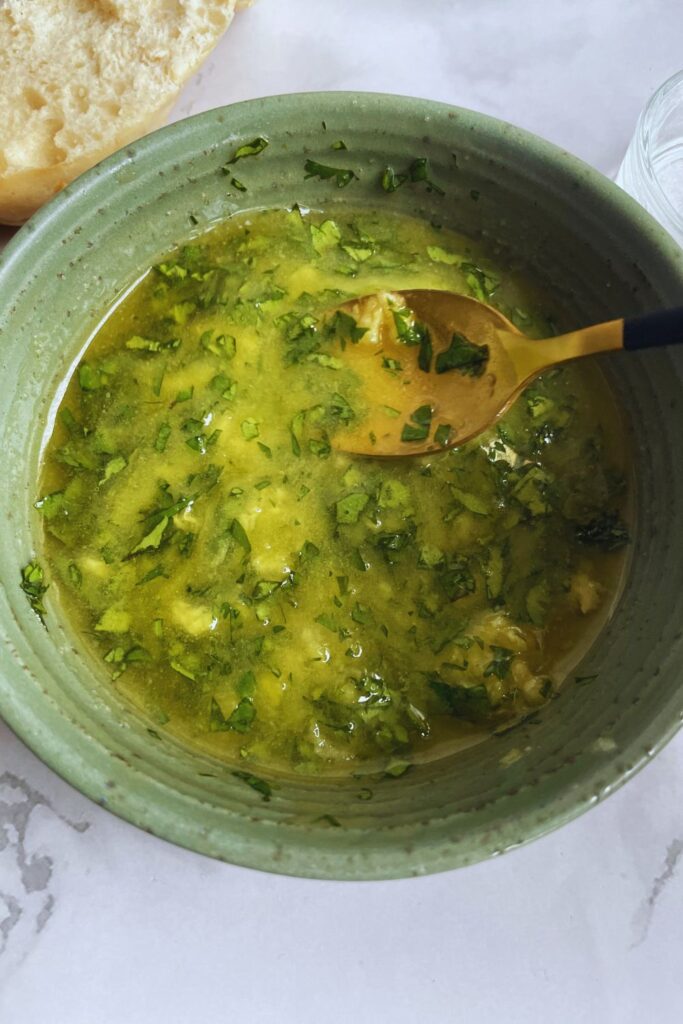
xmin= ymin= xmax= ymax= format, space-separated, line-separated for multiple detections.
xmin=303 ymin=159 xmax=357 ymax=188
xmin=125 ymin=646 xmax=151 ymax=664
xmin=380 ymin=166 xmax=408 ymax=192
xmin=171 ymin=302 xmax=195 ymax=325
xmin=210 ymin=696 xmax=256 ymax=734
xmin=450 ymin=485 xmax=488 ymax=515
xmin=125 ymin=335 xmax=180 ymax=353
xmin=408 ymin=157 xmax=445 ymax=195
xmin=435 ymin=332 xmax=489 ymax=376
xmin=309 ymin=437 xmax=331 ymax=459
xmin=94 ymin=607 xmax=130 ymax=634
xmin=225 ymin=137 xmax=269 ymax=164
xmin=241 ymin=418 xmax=260 ymax=441
xmin=300 ymin=540 xmax=320 ymax=562
xmin=20 ymin=561 xmax=48 ymax=622
xmin=326 ymin=309 xmax=367 ymax=346
xmin=201 ymin=332 xmax=236 ymax=359
xmin=391 ymin=309 xmax=432 ymax=371
xmin=232 ymin=770 xmax=272 ymax=801
xmin=434 ymin=423 xmax=452 ymax=447
xmin=236 ymin=670 xmax=256 ymax=697
xmin=155 ymin=261 xmax=187 ymax=280
xmin=315 ymin=813 xmax=342 ymax=827
xmin=483 ymin=546 xmax=504 ymax=601
xmin=306 ymin=353 xmax=342 ymax=369
xmin=129 ymin=515 xmax=170 ymax=556
xmin=252 ymin=579 xmax=283 ymax=601
xmin=439 ymin=559 xmax=476 ymax=601
xmin=315 ymin=613 xmax=338 ymax=633
xmin=429 ymin=676 xmax=491 ymax=720
xmin=154 ymin=423 xmax=171 ymax=453
xmin=100 ymin=455 xmax=127 ymax=485
xmin=401 ymin=404 xmax=432 ymax=443
xmin=426 ymin=245 xmax=459 ymax=265
xmin=68 ymin=562 xmax=82 ymax=588
xmin=34 ymin=491 xmax=67 ymax=520
xmin=381 ymin=405 xmax=401 ymax=418
xmin=310 ymin=219 xmax=341 ymax=254
xmin=60 ymin=408 xmax=82 ymax=435
xmin=78 ymin=364 xmax=107 ymax=391
xmin=335 ymin=491 xmax=370 ymax=524
xmin=461 ymin=261 xmax=500 ymax=302
xmin=351 ymin=602 xmax=373 ymax=625
xmin=331 ymin=140 xmax=347 ymax=150
xmin=484 ymin=645 xmax=515 ymax=680
xmin=575 ymin=513 xmax=629 ymax=551
xmin=170 ymin=659 xmax=197 ymax=682
xmin=328 ymin=392 xmax=355 ymax=424
xmin=341 ymin=244 xmax=373 ymax=263
xmin=137 ymin=564 xmax=167 ymax=586
xmin=210 ymin=373 xmax=236 ymax=401
xmin=525 ymin=580 xmax=549 ymax=626
xmin=229 ymin=518 xmax=251 ymax=554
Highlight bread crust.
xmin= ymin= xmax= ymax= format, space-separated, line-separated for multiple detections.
xmin=0 ymin=1 xmax=237 ymax=224
xmin=0 ymin=104 xmax=175 ymax=225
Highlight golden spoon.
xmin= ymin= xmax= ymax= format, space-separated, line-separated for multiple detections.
xmin=329 ymin=290 xmax=682 ymax=457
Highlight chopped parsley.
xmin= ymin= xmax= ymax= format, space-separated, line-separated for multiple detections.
xmin=336 ymin=491 xmax=370 ymax=524
xmin=35 ymin=205 xmax=629 ymax=781
xmin=429 ymin=676 xmax=491 ymax=720
xmin=224 ymin=137 xmax=269 ymax=165
xmin=210 ymin=697 xmax=256 ymax=733
xmin=401 ymin=404 xmax=432 ymax=443
xmin=20 ymin=561 xmax=48 ymax=623
xmin=434 ymin=423 xmax=453 ymax=447
xmin=435 ymin=332 xmax=489 ymax=376
xmin=484 ymin=646 xmax=515 ymax=680
xmin=408 ymin=157 xmax=445 ymax=196
xmin=380 ymin=166 xmax=408 ymax=192
xmin=232 ymin=770 xmax=272 ymax=801
xmin=575 ymin=513 xmax=629 ymax=551
xmin=304 ymin=159 xmax=357 ymax=188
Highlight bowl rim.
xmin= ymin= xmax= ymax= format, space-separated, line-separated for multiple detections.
xmin=1 ymin=90 xmax=683 ymax=880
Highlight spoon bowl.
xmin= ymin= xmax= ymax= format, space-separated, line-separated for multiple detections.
xmin=330 ymin=289 xmax=659 ymax=456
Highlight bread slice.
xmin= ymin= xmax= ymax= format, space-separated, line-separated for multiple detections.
xmin=0 ymin=0 xmax=240 ymax=225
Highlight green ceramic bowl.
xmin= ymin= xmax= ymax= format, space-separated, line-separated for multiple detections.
xmin=1 ymin=93 xmax=682 ymax=880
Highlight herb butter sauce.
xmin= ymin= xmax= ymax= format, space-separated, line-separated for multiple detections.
xmin=37 ymin=207 xmax=630 ymax=776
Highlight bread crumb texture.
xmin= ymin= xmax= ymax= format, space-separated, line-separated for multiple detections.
xmin=0 ymin=0 xmax=238 ymax=223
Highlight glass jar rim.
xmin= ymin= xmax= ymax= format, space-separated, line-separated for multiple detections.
xmin=637 ymin=69 xmax=683 ymax=238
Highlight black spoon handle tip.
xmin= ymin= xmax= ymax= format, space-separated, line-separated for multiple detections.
xmin=623 ymin=307 xmax=683 ymax=351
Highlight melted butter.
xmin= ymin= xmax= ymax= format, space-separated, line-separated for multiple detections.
xmin=37 ymin=207 xmax=631 ymax=777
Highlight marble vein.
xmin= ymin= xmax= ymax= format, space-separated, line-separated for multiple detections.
xmin=631 ymin=837 xmax=683 ymax=948
xmin=0 ymin=773 xmax=89 ymax=966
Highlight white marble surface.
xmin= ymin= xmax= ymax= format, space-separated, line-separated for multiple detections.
xmin=1 ymin=2 xmax=683 ymax=1021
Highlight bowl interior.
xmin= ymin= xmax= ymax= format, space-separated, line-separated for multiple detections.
xmin=1 ymin=93 xmax=682 ymax=879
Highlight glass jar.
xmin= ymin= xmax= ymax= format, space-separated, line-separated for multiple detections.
xmin=616 ymin=70 xmax=683 ymax=246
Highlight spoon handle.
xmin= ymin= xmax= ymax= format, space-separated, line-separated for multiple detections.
xmin=623 ymin=307 xmax=683 ymax=351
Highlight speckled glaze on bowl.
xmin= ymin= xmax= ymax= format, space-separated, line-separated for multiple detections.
xmin=1 ymin=93 xmax=682 ymax=880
